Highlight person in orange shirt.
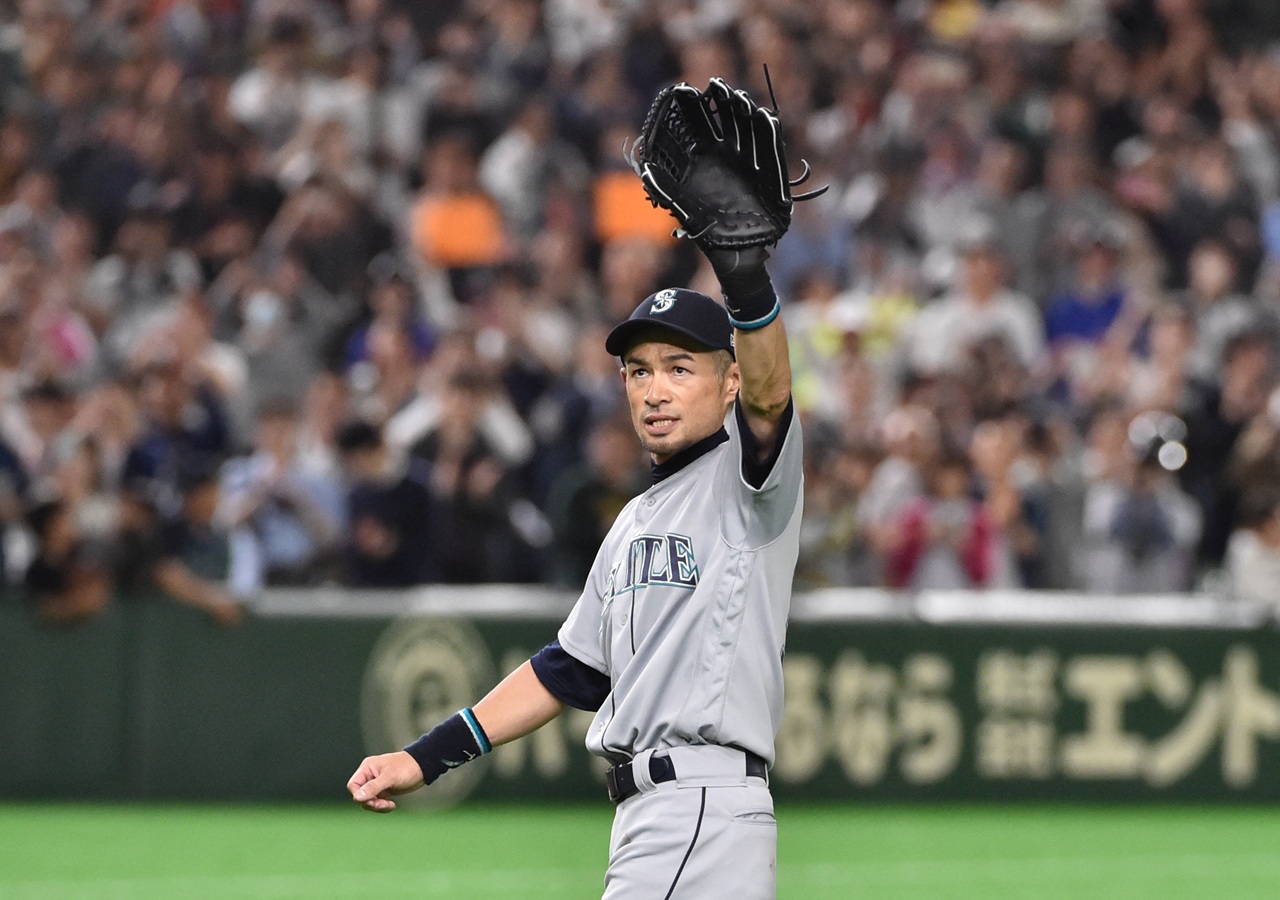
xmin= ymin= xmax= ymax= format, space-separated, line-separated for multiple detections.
xmin=408 ymin=133 xmax=509 ymax=272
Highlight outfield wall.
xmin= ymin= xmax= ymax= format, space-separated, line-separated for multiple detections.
xmin=3 ymin=587 xmax=1279 ymax=805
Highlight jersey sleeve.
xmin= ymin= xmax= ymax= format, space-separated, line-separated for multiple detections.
xmin=556 ymin=505 xmax=631 ymax=675
xmin=530 ymin=640 xmax=611 ymax=711
xmin=720 ymin=396 xmax=803 ymax=548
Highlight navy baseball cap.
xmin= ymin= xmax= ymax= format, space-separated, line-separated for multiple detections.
xmin=605 ymin=288 xmax=734 ymax=358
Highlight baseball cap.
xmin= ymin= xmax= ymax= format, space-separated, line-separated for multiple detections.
xmin=605 ymin=288 xmax=734 ymax=358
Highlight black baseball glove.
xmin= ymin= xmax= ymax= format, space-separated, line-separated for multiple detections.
xmin=628 ymin=74 xmax=826 ymax=250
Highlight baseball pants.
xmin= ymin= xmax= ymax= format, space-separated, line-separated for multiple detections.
xmin=602 ymin=745 xmax=776 ymax=900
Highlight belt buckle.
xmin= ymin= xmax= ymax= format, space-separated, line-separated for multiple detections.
xmin=605 ymin=764 xmax=624 ymax=803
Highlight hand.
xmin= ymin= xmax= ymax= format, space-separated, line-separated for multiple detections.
xmin=465 ymin=459 xmax=504 ymax=499
xmin=347 ymin=751 xmax=425 ymax=813
xmin=352 ymin=516 xmax=399 ymax=559
xmin=987 ymin=482 xmax=1022 ymax=527
xmin=206 ymin=598 xmax=246 ymax=628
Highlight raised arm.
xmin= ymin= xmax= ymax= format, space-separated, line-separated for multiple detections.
xmin=628 ymin=75 xmax=819 ymax=459
xmin=707 ymin=245 xmax=792 ymax=460
xmin=734 ymin=316 xmax=791 ymax=454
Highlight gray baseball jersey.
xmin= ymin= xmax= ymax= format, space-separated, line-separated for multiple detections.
xmin=557 ymin=402 xmax=803 ymax=766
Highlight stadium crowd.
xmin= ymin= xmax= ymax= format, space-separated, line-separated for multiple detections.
xmin=5 ymin=0 xmax=1280 ymax=625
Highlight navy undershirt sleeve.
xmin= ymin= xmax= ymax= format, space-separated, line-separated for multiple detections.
xmin=530 ymin=640 xmax=612 ymax=711
xmin=736 ymin=397 xmax=795 ymax=489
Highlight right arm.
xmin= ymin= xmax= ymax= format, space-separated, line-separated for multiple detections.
xmin=347 ymin=661 xmax=564 ymax=812
xmin=473 ymin=661 xmax=567 ymax=742
xmin=153 ymin=559 xmax=245 ymax=627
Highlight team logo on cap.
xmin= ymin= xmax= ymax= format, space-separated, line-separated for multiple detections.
xmin=651 ymin=289 xmax=678 ymax=313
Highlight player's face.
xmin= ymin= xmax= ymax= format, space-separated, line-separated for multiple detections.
xmin=621 ymin=340 xmax=739 ymax=463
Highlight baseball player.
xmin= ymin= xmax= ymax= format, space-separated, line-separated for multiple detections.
xmin=348 ymin=76 xmax=816 ymax=899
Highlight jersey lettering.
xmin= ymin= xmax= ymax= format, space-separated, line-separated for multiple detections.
xmin=615 ymin=533 xmax=699 ymax=593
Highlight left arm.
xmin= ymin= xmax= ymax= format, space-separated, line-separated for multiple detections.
xmin=733 ymin=315 xmax=792 ymax=460
xmin=706 ymin=245 xmax=793 ymax=461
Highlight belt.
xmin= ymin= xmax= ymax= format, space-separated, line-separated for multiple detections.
xmin=606 ymin=749 xmax=768 ymax=804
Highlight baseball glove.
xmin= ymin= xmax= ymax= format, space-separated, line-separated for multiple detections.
xmin=627 ymin=72 xmax=826 ymax=250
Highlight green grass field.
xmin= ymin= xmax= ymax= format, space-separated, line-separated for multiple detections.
xmin=2 ymin=803 xmax=1278 ymax=899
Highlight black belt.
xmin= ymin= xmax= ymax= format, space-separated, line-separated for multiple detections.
xmin=606 ymin=750 xmax=768 ymax=804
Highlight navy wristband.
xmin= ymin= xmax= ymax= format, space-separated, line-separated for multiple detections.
xmin=726 ymin=290 xmax=780 ymax=330
xmin=403 ymin=708 xmax=492 ymax=785
xmin=709 ymin=252 xmax=780 ymax=331
xmin=721 ymin=272 xmax=778 ymax=332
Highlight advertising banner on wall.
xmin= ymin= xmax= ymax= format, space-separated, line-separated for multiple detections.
xmin=2 ymin=587 xmax=1276 ymax=803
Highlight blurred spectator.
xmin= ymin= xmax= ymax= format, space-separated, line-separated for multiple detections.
xmin=85 ymin=203 xmax=203 ymax=369
xmin=1179 ymin=239 xmax=1262 ymax=379
xmin=518 ymin=318 xmax=621 ymax=505
xmin=1225 ymin=488 xmax=1280 ymax=609
xmin=3 ymin=379 xmax=78 ymax=488
xmin=1179 ymin=330 xmax=1272 ymax=572
xmin=151 ymin=463 xmax=248 ymax=627
xmin=302 ymin=41 xmax=424 ymax=179
xmin=887 ymin=447 xmax=1014 ymax=591
xmin=479 ymin=96 xmax=590 ymax=242
xmin=408 ymin=371 xmax=543 ymax=583
xmin=964 ymin=135 xmax=1047 ymax=301
xmin=262 ymin=179 xmax=386 ymax=307
xmin=796 ymin=438 xmax=881 ymax=589
xmin=545 ymin=414 xmax=648 ymax=587
xmin=906 ymin=235 xmax=1044 ymax=376
xmin=1044 ymin=226 xmax=1131 ymax=401
xmin=830 ymin=231 xmax=921 ymax=354
xmin=4 ymin=167 xmax=64 ymax=258
xmin=1039 ymin=140 xmax=1123 ymax=287
xmin=592 ymin=123 xmax=680 ymax=248
xmin=342 ymin=255 xmax=438 ymax=370
xmin=276 ymin=119 xmax=378 ymax=203
xmin=1080 ymin=424 xmax=1202 ymax=594
xmin=351 ymin=314 xmax=426 ymax=426
xmin=835 ymin=340 xmax=897 ymax=448
xmin=336 ymin=418 xmax=436 ymax=587
xmin=218 ymin=398 xmax=345 ymax=588
xmin=220 ymin=253 xmax=346 ymax=411
xmin=51 ymin=436 xmax=120 ymax=553
xmin=858 ymin=405 xmax=941 ymax=583
xmin=1019 ymin=415 xmax=1082 ymax=590
xmin=228 ymin=16 xmax=329 ymax=151
xmin=1126 ymin=303 xmax=1196 ymax=413
xmin=121 ymin=358 xmax=233 ymax=515
xmin=599 ymin=236 xmax=671 ymax=323
xmin=786 ymin=270 xmax=853 ymax=417
xmin=408 ymin=132 xmax=509 ymax=300
xmin=970 ymin=415 xmax=1045 ymax=588
xmin=163 ymin=298 xmax=251 ymax=433
xmin=22 ymin=497 xmax=111 ymax=624
xmin=296 ymin=371 xmax=350 ymax=478
xmin=770 ymin=194 xmax=851 ymax=303
xmin=0 ymin=435 xmax=27 ymax=585
xmin=5 ymin=0 xmax=1280 ymax=602
xmin=1152 ymin=138 xmax=1262 ymax=292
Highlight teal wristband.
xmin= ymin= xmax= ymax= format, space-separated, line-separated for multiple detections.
xmin=459 ymin=707 xmax=492 ymax=753
xmin=402 ymin=707 xmax=491 ymax=785
xmin=714 ymin=260 xmax=779 ymax=331
xmin=728 ymin=298 xmax=781 ymax=331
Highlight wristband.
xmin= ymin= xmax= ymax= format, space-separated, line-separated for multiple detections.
xmin=705 ymin=247 xmax=781 ymax=331
xmin=725 ymin=289 xmax=780 ymax=331
xmin=403 ymin=708 xmax=492 ymax=785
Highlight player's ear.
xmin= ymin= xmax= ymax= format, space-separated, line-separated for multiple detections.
xmin=724 ymin=360 xmax=741 ymax=403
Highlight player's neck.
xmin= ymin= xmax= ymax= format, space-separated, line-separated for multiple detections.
xmin=649 ymin=428 xmax=728 ymax=485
